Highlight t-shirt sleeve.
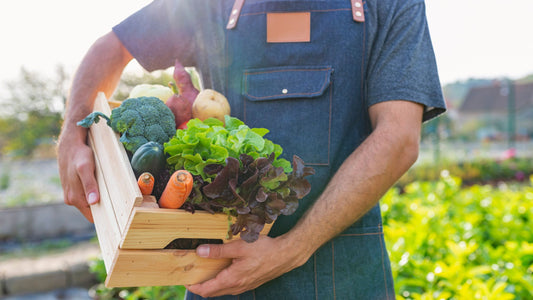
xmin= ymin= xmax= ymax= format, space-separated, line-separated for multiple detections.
xmin=366 ymin=1 xmax=446 ymax=122
xmin=112 ymin=0 xmax=197 ymax=72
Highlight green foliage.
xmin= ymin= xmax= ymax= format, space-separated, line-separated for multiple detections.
xmin=0 ymin=66 xmax=67 ymax=157
xmin=397 ymin=157 xmax=533 ymax=188
xmin=0 ymin=167 xmax=9 ymax=190
xmin=88 ymin=258 xmax=186 ymax=300
xmin=0 ymin=110 xmax=62 ymax=157
xmin=383 ymin=173 xmax=533 ymax=299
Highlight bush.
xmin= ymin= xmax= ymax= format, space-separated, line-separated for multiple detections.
xmin=382 ymin=172 xmax=533 ymax=299
xmin=397 ymin=157 xmax=533 ymax=188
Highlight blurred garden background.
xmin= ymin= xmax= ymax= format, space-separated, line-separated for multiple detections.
xmin=1 ymin=0 xmax=533 ymax=299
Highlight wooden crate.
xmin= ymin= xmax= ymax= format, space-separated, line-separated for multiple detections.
xmin=87 ymin=92 xmax=272 ymax=287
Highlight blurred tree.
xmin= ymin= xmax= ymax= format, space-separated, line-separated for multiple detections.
xmin=0 ymin=66 xmax=68 ymax=157
xmin=0 ymin=64 xmax=195 ymax=157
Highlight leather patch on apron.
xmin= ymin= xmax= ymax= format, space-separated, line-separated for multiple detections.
xmin=266 ymin=12 xmax=311 ymax=43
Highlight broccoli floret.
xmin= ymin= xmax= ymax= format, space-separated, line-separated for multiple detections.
xmin=77 ymin=96 xmax=176 ymax=153
xmin=111 ymin=109 xmax=141 ymax=133
xmin=144 ymin=124 xmax=171 ymax=145
xmin=120 ymin=135 xmax=149 ymax=153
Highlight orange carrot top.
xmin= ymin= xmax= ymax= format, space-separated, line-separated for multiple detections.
xmin=137 ymin=172 xmax=155 ymax=195
xmin=158 ymin=170 xmax=194 ymax=209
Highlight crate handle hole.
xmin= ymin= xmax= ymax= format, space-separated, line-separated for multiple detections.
xmin=164 ymin=238 xmax=224 ymax=250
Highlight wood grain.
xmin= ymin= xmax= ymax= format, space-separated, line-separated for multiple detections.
xmin=90 ymin=92 xmax=142 ymax=233
xmin=106 ymin=249 xmax=231 ymax=287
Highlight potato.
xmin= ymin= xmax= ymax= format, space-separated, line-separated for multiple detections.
xmin=192 ymin=89 xmax=231 ymax=122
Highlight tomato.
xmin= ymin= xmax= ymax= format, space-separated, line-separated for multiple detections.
xmin=177 ymin=121 xmax=188 ymax=130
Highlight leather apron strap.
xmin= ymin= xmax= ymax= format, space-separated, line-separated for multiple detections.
xmin=227 ymin=0 xmax=365 ymax=30
xmin=351 ymin=0 xmax=365 ymax=22
xmin=226 ymin=0 xmax=246 ymax=29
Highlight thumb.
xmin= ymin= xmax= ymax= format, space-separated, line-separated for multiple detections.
xmin=196 ymin=242 xmax=242 ymax=259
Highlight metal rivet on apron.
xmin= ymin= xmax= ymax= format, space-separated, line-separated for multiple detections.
xmin=282 ymin=89 xmax=288 ymax=94
xmin=354 ymin=2 xmax=362 ymax=7
xmin=229 ymin=18 xmax=236 ymax=25
xmin=355 ymin=11 xmax=362 ymax=17
xmin=232 ymin=9 xmax=238 ymax=15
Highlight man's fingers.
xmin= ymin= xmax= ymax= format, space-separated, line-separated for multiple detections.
xmin=75 ymin=154 xmax=100 ymax=205
xmin=196 ymin=241 xmax=244 ymax=259
xmin=187 ymin=267 xmax=243 ymax=297
xmin=61 ymin=146 xmax=98 ymax=223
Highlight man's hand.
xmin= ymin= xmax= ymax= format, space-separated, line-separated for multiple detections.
xmin=57 ymin=31 xmax=133 ymax=222
xmin=57 ymin=133 xmax=99 ymax=223
xmin=186 ymin=235 xmax=309 ymax=297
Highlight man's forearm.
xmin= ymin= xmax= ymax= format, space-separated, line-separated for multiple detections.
xmin=282 ymin=101 xmax=423 ymax=262
xmin=62 ymin=31 xmax=132 ymax=139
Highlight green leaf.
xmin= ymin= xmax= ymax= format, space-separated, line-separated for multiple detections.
xmin=224 ymin=115 xmax=244 ymax=131
xmin=260 ymin=167 xmax=288 ymax=190
xmin=251 ymin=127 xmax=269 ymax=137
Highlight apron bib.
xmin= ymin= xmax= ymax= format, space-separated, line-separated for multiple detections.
xmin=188 ymin=1 xmax=395 ymax=298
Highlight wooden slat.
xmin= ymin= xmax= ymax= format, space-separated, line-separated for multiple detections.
xmin=121 ymin=208 xmax=233 ymax=249
xmin=89 ymin=133 xmax=121 ymax=273
xmin=90 ymin=92 xmax=143 ymax=234
xmin=121 ymin=208 xmax=273 ymax=249
xmin=105 ymin=249 xmax=231 ymax=287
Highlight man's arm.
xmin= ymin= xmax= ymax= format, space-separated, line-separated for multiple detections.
xmin=285 ymin=100 xmax=423 ymax=254
xmin=57 ymin=31 xmax=132 ymax=222
xmin=187 ymin=100 xmax=424 ymax=297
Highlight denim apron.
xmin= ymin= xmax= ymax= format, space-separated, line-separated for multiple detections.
xmin=187 ymin=1 xmax=395 ymax=299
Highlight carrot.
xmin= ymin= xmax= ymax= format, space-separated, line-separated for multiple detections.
xmin=158 ymin=170 xmax=194 ymax=209
xmin=137 ymin=172 xmax=155 ymax=195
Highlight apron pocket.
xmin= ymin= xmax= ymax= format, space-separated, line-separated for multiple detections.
xmin=242 ymin=65 xmax=333 ymax=165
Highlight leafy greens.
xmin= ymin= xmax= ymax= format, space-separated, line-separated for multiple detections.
xmin=163 ymin=116 xmax=315 ymax=242
xmin=164 ymin=116 xmax=292 ymax=180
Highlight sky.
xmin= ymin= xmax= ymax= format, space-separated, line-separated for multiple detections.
xmin=0 ymin=0 xmax=532 ymax=94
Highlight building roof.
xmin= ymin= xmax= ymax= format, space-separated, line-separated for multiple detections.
xmin=460 ymin=82 xmax=533 ymax=113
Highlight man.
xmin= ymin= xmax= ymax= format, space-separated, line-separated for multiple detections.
xmin=58 ymin=0 xmax=446 ymax=298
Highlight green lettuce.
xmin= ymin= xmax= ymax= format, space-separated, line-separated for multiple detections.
xmin=164 ymin=116 xmax=291 ymax=180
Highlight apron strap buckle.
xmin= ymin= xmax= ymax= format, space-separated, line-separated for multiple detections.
xmin=351 ymin=0 xmax=365 ymax=23
xmin=226 ymin=0 xmax=246 ymax=29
